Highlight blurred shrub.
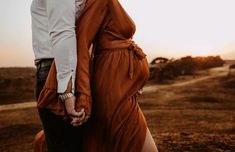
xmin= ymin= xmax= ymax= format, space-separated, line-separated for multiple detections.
xmin=194 ymin=56 xmax=224 ymax=70
xmin=150 ymin=55 xmax=224 ymax=82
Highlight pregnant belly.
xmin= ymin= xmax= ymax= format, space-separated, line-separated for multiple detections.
xmin=92 ymin=48 xmax=149 ymax=99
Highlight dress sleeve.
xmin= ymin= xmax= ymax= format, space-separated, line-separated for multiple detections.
xmin=74 ymin=0 xmax=109 ymax=115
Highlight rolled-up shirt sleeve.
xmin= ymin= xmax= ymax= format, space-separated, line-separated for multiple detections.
xmin=46 ymin=0 xmax=85 ymax=94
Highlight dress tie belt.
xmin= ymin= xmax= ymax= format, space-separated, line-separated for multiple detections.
xmin=97 ymin=39 xmax=147 ymax=79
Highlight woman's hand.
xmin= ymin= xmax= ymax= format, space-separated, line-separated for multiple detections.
xmin=137 ymin=88 xmax=143 ymax=95
xmin=73 ymin=94 xmax=92 ymax=126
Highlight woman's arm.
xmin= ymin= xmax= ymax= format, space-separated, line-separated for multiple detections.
xmin=74 ymin=0 xmax=109 ymax=119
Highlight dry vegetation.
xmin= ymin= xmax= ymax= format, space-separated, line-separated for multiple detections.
xmin=0 ymin=62 xmax=235 ymax=152
xmin=0 ymin=67 xmax=36 ymax=104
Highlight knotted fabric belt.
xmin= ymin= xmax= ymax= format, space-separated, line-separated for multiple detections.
xmin=97 ymin=39 xmax=146 ymax=79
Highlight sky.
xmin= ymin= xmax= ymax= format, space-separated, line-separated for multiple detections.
xmin=0 ymin=0 xmax=235 ymax=67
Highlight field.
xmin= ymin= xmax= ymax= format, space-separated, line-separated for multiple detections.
xmin=0 ymin=64 xmax=235 ymax=152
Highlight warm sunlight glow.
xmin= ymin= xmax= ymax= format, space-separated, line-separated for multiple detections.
xmin=120 ymin=0 xmax=235 ymax=61
xmin=189 ymin=46 xmax=215 ymax=57
xmin=190 ymin=50 xmax=214 ymax=57
xmin=0 ymin=0 xmax=235 ymax=66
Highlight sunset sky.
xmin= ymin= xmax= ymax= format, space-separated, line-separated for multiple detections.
xmin=0 ymin=0 xmax=235 ymax=67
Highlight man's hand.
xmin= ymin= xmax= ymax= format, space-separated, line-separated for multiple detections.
xmin=62 ymin=78 xmax=90 ymax=126
xmin=70 ymin=109 xmax=90 ymax=127
xmin=64 ymin=96 xmax=88 ymax=126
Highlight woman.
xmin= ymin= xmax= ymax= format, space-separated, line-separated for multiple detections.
xmin=36 ymin=0 xmax=158 ymax=151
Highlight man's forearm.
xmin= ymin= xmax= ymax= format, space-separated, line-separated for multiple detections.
xmin=46 ymin=0 xmax=77 ymax=94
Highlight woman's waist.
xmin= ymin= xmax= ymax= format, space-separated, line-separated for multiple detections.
xmin=95 ymin=39 xmax=146 ymax=60
xmin=94 ymin=39 xmax=148 ymax=80
xmin=97 ymin=39 xmax=132 ymax=50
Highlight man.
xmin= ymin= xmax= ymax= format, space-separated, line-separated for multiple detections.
xmin=31 ymin=0 xmax=87 ymax=151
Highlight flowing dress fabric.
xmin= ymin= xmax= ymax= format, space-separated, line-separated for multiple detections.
xmin=81 ymin=0 xmax=150 ymax=151
xmin=37 ymin=0 xmax=150 ymax=151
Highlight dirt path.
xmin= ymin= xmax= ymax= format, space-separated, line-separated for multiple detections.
xmin=0 ymin=65 xmax=229 ymax=112
xmin=0 ymin=101 xmax=36 ymax=111
xmin=144 ymin=65 xmax=229 ymax=93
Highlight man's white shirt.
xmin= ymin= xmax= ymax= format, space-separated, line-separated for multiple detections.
xmin=31 ymin=0 xmax=86 ymax=94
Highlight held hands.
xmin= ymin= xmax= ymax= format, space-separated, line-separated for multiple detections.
xmin=61 ymin=78 xmax=91 ymax=126
xmin=64 ymin=95 xmax=90 ymax=126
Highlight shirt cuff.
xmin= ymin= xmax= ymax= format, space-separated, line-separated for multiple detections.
xmin=57 ymin=71 xmax=75 ymax=94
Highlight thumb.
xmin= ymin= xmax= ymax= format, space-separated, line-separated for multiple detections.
xmin=67 ymin=109 xmax=80 ymax=118
xmin=68 ymin=108 xmax=84 ymax=118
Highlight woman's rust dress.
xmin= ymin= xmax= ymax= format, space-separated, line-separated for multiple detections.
xmin=35 ymin=0 xmax=150 ymax=151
